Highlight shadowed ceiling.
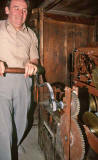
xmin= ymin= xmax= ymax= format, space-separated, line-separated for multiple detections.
xmin=35 ymin=0 xmax=98 ymax=17
xmin=0 ymin=0 xmax=98 ymax=19
xmin=42 ymin=0 xmax=98 ymax=17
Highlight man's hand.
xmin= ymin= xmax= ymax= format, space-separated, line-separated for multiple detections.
xmin=0 ymin=61 xmax=5 ymax=76
xmin=24 ymin=62 xmax=38 ymax=77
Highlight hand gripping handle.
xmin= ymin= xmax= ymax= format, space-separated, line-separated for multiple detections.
xmin=4 ymin=65 xmax=45 ymax=75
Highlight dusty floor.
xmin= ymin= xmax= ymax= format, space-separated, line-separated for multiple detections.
xmin=18 ymin=125 xmax=45 ymax=160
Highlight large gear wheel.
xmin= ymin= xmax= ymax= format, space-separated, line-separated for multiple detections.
xmin=60 ymin=117 xmax=85 ymax=160
xmin=71 ymin=91 xmax=80 ymax=118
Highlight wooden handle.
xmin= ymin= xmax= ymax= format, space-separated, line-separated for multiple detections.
xmin=5 ymin=65 xmax=45 ymax=75
xmin=5 ymin=68 xmax=25 ymax=74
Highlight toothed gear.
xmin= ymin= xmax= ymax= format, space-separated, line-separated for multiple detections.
xmin=71 ymin=91 xmax=80 ymax=118
xmin=60 ymin=117 xmax=85 ymax=160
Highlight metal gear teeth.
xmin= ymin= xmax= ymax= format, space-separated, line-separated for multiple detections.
xmin=73 ymin=118 xmax=86 ymax=160
xmin=71 ymin=92 xmax=80 ymax=118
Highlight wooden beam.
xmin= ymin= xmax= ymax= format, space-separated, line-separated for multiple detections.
xmin=44 ymin=0 xmax=62 ymax=11
xmin=44 ymin=12 xmax=95 ymax=25
xmin=39 ymin=9 xmax=44 ymax=65
xmin=39 ymin=0 xmax=55 ymax=8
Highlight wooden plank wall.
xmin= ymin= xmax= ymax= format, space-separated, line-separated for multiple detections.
xmin=39 ymin=12 xmax=95 ymax=87
xmin=38 ymin=11 xmax=95 ymax=101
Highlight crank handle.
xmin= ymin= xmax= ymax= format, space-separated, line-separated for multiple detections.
xmin=4 ymin=65 xmax=45 ymax=75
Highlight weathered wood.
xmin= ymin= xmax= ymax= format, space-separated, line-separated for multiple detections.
xmin=39 ymin=9 xmax=44 ymax=66
xmin=44 ymin=0 xmax=98 ymax=17
xmin=42 ymin=15 xmax=95 ymax=85
xmin=44 ymin=12 xmax=95 ymax=25
xmin=39 ymin=9 xmax=45 ymax=101
xmin=44 ymin=0 xmax=62 ymax=11
xmin=5 ymin=68 xmax=25 ymax=74
xmin=38 ymin=102 xmax=64 ymax=160
xmin=43 ymin=19 xmax=67 ymax=84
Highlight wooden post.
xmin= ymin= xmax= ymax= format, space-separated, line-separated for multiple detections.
xmin=39 ymin=9 xmax=44 ymax=101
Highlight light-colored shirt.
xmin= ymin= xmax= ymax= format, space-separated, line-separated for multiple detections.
xmin=0 ymin=20 xmax=39 ymax=68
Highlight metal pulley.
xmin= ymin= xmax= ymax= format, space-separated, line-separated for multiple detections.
xmin=89 ymin=94 xmax=97 ymax=112
xmin=83 ymin=112 xmax=98 ymax=137
xmin=92 ymin=66 xmax=98 ymax=89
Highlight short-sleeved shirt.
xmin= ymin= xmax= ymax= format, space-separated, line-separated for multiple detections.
xmin=0 ymin=20 xmax=39 ymax=68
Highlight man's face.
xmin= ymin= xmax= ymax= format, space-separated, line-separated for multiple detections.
xmin=5 ymin=0 xmax=28 ymax=30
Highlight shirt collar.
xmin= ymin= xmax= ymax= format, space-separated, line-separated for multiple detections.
xmin=5 ymin=20 xmax=28 ymax=32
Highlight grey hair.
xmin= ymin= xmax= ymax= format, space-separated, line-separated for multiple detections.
xmin=6 ymin=0 xmax=30 ymax=9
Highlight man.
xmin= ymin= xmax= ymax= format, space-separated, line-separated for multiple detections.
xmin=0 ymin=0 xmax=39 ymax=159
